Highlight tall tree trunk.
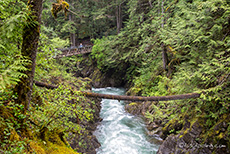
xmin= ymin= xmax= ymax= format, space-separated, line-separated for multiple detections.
xmin=162 ymin=44 xmax=168 ymax=70
xmin=69 ymin=14 xmax=76 ymax=47
xmin=15 ymin=0 xmax=43 ymax=113
xmin=116 ymin=0 xmax=122 ymax=34
xmin=161 ymin=0 xmax=168 ymax=71
xmin=158 ymin=0 xmax=161 ymax=15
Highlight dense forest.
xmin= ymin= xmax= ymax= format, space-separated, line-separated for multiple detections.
xmin=0 ymin=0 xmax=230 ymax=153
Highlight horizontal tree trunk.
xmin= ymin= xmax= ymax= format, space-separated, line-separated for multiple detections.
xmin=35 ymin=81 xmax=200 ymax=102
xmin=81 ymin=91 xmax=200 ymax=102
xmin=34 ymin=81 xmax=58 ymax=89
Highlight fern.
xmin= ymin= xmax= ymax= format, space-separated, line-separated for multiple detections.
xmin=0 ymin=55 xmax=30 ymax=92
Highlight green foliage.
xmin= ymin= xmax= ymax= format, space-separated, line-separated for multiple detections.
xmin=30 ymin=24 xmax=94 ymax=139
xmin=0 ymin=102 xmax=28 ymax=153
xmin=0 ymin=0 xmax=30 ymax=92
xmin=0 ymin=0 xmax=99 ymax=153
xmin=35 ymin=28 xmax=70 ymax=81
xmin=91 ymin=36 xmax=117 ymax=70
xmin=0 ymin=0 xmax=28 ymax=53
xmin=0 ymin=56 xmax=30 ymax=92
xmin=91 ymin=0 xmax=230 ymax=140
xmin=32 ymin=81 xmax=93 ymax=137
xmin=1 ymin=0 xmax=230 ymax=151
xmin=145 ymin=103 xmax=168 ymax=122
xmin=42 ymin=0 xmax=123 ymax=44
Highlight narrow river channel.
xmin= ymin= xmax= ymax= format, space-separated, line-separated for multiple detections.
xmin=93 ymin=87 xmax=159 ymax=154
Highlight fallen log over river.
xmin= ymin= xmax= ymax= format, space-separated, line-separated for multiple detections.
xmin=81 ymin=91 xmax=200 ymax=102
xmin=34 ymin=81 xmax=201 ymax=102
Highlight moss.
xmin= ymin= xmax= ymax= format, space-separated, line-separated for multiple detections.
xmin=40 ymin=127 xmax=49 ymax=142
xmin=92 ymin=69 xmax=103 ymax=82
xmin=29 ymin=141 xmax=46 ymax=154
xmin=179 ymin=128 xmax=190 ymax=138
xmin=48 ymin=129 xmax=68 ymax=146
xmin=0 ymin=105 xmax=21 ymax=142
xmin=200 ymin=113 xmax=230 ymax=143
xmin=51 ymin=0 xmax=69 ymax=19
xmin=62 ymin=1 xmax=69 ymax=9
xmin=46 ymin=142 xmax=78 ymax=154
xmin=0 ymin=105 xmax=12 ymax=119
xmin=218 ymin=132 xmax=224 ymax=139
xmin=29 ymin=139 xmax=78 ymax=154
xmin=162 ymin=117 xmax=180 ymax=133
xmin=129 ymin=102 xmax=137 ymax=106
xmin=9 ymin=130 xmax=20 ymax=141
xmin=29 ymin=129 xmax=79 ymax=154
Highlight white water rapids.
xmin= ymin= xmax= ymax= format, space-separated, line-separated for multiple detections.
xmin=93 ymin=87 xmax=159 ymax=154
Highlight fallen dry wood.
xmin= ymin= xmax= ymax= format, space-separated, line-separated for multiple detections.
xmin=34 ymin=81 xmax=201 ymax=101
xmin=34 ymin=81 xmax=58 ymax=89
xmin=81 ymin=91 xmax=200 ymax=102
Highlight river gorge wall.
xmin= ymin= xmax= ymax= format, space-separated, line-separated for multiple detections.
xmin=70 ymin=55 xmax=127 ymax=88
xmin=67 ymin=93 xmax=102 ymax=154
xmin=70 ymin=56 xmax=229 ymax=154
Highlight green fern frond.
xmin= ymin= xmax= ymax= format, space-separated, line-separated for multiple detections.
xmin=0 ymin=56 xmax=30 ymax=92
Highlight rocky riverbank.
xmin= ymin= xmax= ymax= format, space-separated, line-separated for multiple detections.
xmin=67 ymin=95 xmax=102 ymax=154
xmin=65 ymin=78 xmax=102 ymax=154
xmin=125 ymin=101 xmax=230 ymax=154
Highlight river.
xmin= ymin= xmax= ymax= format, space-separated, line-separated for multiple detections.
xmin=93 ymin=87 xmax=159 ymax=154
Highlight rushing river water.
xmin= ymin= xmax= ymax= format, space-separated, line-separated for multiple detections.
xmin=93 ymin=87 xmax=159 ymax=154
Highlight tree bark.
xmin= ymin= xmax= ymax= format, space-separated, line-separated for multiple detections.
xmin=81 ymin=91 xmax=200 ymax=102
xmin=161 ymin=0 xmax=168 ymax=71
xmin=116 ymin=0 xmax=123 ymax=34
xmin=15 ymin=0 xmax=43 ymax=112
xmin=34 ymin=81 xmax=58 ymax=89
xmin=69 ymin=14 xmax=76 ymax=47
xmin=162 ymin=44 xmax=168 ymax=70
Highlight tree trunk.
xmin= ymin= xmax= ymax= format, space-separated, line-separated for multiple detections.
xmin=15 ymin=0 xmax=43 ymax=113
xmin=116 ymin=0 xmax=122 ymax=34
xmin=34 ymin=81 xmax=58 ymax=89
xmin=161 ymin=0 xmax=168 ymax=71
xmin=69 ymin=14 xmax=76 ymax=47
xmin=161 ymin=0 xmax=165 ymax=28
xmin=81 ymin=91 xmax=200 ymax=102
xmin=162 ymin=44 xmax=168 ymax=70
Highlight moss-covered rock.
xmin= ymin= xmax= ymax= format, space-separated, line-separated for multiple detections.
xmin=29 ymin=141 xmax=46 ymax=154
xmin=157 ymin=116 xmax=230 ymax=154
xmin=29 ymin=139 xmax=78 ymax=154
